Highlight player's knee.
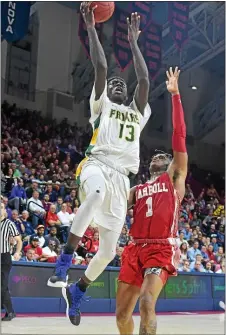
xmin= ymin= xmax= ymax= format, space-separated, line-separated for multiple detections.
xmin=96 ymin=249 xmax=115 ymax=266
xmin=103 ymin=248 xmax=115 ymax=263
xmin=116 ymin=309 xmax=132 ymax=326
xmin=139 ymin=292 xmax=156 ymax=317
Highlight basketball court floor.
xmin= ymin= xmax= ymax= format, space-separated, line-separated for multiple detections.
xmin=1 ymin=313 xmax=224 ymax=334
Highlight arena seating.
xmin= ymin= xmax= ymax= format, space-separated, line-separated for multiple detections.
xmin=1 ymin=101 xmax=225 ymax=273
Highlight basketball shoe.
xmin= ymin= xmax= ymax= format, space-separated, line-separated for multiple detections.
xmin=47 ymin=253 xmax=72 ymax=288
xmin=62 ymin=283 xmax=87 ymax=326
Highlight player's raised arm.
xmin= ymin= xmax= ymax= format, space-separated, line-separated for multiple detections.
xmin=81 ymin=2 xmax=107 ymax=100
xmin=166 ymin=67 xmax=188 ymax=200
xmin=127 ymin=13 xmax=149 ymax=115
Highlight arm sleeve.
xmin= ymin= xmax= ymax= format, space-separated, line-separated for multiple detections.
xmin=89 ymin=82 xmax=108 ymax=124
xmin=130 ymin=98 xmax=152 ymax=131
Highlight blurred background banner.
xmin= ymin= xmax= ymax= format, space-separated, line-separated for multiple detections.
xmin=142 ymin=22 xmax=163 ymax=80
xmin=129 ymin=2 xmax=152 ymax=31
xmin=168 ymin=1 xmax=190 ymax=49
xmin=113 ymin=7 xmax=133 ymax=71
xmin=1 ymin=1 xmax=31 ymax=42
xmin=78 ymin=13 xmax=103 ymax=58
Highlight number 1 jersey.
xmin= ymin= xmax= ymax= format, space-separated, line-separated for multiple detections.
xmin=87 ymin=83 xmax=152 ymax=175
xmin=131 ymin=173 xmax=181 ymax=239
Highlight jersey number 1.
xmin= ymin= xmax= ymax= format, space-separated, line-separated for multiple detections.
xmin=119 ymin=124 xmax=135 ymax=142
xmin=146 ymin=197 xmax=153 ymax=217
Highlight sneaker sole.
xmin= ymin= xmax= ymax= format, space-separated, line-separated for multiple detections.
xmin=62 ymin=287 xmax=70 ymax=320
xmin=47 ymin=280 xmax=67 ymax=288
xmin=47 ymin=275 xmax=69 ymax=288
xmin=219 ymin=301 xmax=225 ymax=310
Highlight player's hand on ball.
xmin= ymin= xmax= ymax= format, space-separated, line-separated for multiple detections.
xmin=166 ymin=67 xmax=180 ymax=95
xmin=127 ymin=12 xmax=141 ymax=44
xmin=80 ymin=1 xmax=96 ymax=28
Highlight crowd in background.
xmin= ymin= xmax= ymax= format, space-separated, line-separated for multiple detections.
xmin=1 ymin=102 xmax=225 ymax=272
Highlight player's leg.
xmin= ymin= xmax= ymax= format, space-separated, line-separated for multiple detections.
xmin=62 ymin=225 xmax=120 ymax=326
xmin=139 ymin=268 xmax=168 ymax=335
xmin=47 ymin=164 xmax=106 ymax=288
xmin=116 ymin=281 xmax=140 ymax=335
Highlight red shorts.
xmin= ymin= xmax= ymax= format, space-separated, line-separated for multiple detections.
xmin=118 ymin=242 xmax=180 ymax=288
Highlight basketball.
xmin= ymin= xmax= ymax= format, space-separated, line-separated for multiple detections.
xmin=91 ymin=2 xmax=115 ymax=23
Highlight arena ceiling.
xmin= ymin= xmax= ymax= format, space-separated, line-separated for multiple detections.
xmin=58 ymin=1 xmax=225 ymax=145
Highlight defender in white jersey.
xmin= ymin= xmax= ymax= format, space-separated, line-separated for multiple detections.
xmin=47 ymin=3 xmax=151 ymax=326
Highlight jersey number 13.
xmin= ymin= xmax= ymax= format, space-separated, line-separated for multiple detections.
xmin=119 ymin=124 xmax=135 ymax=142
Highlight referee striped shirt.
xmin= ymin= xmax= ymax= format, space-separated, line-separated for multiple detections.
xmin=1 ymin=218 xmax=20 ymax=253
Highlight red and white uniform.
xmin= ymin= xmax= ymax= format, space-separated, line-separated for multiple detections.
xmin=119 ymin=172 xmax=181 ymax=287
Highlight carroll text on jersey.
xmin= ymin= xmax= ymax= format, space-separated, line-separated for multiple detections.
xmin=136 ymin=182 xmax=169 ymax=200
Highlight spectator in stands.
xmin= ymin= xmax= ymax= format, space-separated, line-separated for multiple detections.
xmin=178 ymin=259 xmax=190 ymax=272
xmin=205 ymin=261 xmax=214 ymax=273
xmin=27 ymin=191 xmax=46 ymax=228
xmin=31 ymin=225 xmax=45 ymax=248
xmin=85 ymin=231 xmax=99 ymax=254
xmin=190 ymin=254 xmax=205 ymax=271
xmin=57 ymin=203 xmax=72 ymax=243
xmin=187 ymin=241 xmax=201 ymax=262
xmin=176 ymin=232 xmax=189 ymax=247
xmin=110 ymin=246 xmax=124 ymax=267
xmin=218 ymin=224 xmax=225 ymax=246
xmin=64 ymin=189 xmax=77 ymax=204
xmin=42 ymin=194 xmax=51 ymax=212
xmin=125 ymin=209 xmax=133 ymax=229
xmin=2 ymin=196 xmax=12 ymax=219
xmin=11 ymin=162 xmax=21 ymax=178
xmin=26 ymin=181 xmax=42 ymax=199
xmin=191 ymin=260 xmax=204 ymax=273
xmin=189 ymin=212 xmax=202 ymax=228
xmin=206 ymin=184 xmax=220 ymax=201
xmin=21 ymin=210 xmax=35 ymax=237
xmin=200 ymin=245 xmax=209 ymax=263
xmin=215 ymin=246 xmax=225 ymax=264
xmin=215 ymin=260 xmax=225 ymax=274
xmin=206 ymin=244 xmax=216 ymax=264
xmin=44 ymin=183 xmax=57 ymax=202
xmin=8 ymin=178 xmax=27 ymax=212
xmin=179 ymin=242 xmax=188 ymax=263
xmin=46 ymin=204 xmax=61 ymax=229
xmin=211 ymin=237 xmax=219 ymax=253
xmin=118 ymin=226 xmax=129 ymax=247
xmin=11 ymin=210 xmax=25 ymax=236
xmin=40 ymin=240 xmax=57 ymax=263
xmin=23 ymin=236 xmax=42 ymax=260
xmin=44 ymin=226 xmax=60 ymax=248
xmin=20 ymin=249 xmax=37 ymax=262
xmin=55 ymin=196 xmax=63 ymax=213
xmin=184 ymin=184 xmax=194 ymax=201
xmin=182 ymin=224 xmax=192 ymax=240
xmin=81 ymin=253 xmax=94 ymax=266
xmin=4 ymin=167 xmax=16 ymax=195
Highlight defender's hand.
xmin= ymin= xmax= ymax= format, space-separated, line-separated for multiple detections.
xmin=166 ymin=67 xmax=180 ymax=95
xmin=127 ymin=12 xmax=141 ymax=44
xmin=80 ymin=2 xmax=96 ymax=28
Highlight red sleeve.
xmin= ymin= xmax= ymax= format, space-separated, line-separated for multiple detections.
xmin=172 ymin=94 xmax=186 ymax=153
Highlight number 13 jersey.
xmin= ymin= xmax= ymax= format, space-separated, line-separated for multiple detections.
xmin=87 ymin=83 xmax=152 ymax=175
xmin=131 ymin=173 xmax=181 ymax=239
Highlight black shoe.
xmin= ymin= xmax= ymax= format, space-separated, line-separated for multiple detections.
xmin=2 ymin=312 xmax=16 ymax=321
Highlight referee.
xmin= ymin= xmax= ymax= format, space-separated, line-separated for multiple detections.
xmin=1 ymin=202 xmax=22 ymax=321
